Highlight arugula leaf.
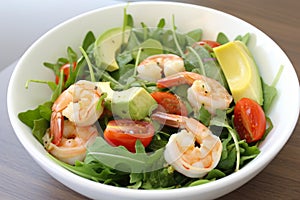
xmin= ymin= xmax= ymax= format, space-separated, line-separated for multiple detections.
xmin=50 ymin=155 xmax=130 ymax=186
xmin=210 ymin=110 xmax=241 ymax=172
xmin=146 ymin=131 xmax=170 ymax=151
xmin=188 ymin=179 xmax=211 ymax=187
xmin=157 ymin=18 xmax=166 ymax=29
xmin=42 ymin=44 xmax=81 ymax=93
xmin=132 ymin=38 xmax=163 ymax=61
xmin=79 ymin=47 xmax=96 ymax=82
xmin=217 ymin=147 xmax=237 ymax=171
xmin=217 ymin=32 xmax=251 ymax=45
xmin=37 ymin=101 xmax=52 ymax=121
xmin=186 ymin=28 xmax=203 ymax=45
xmin=18 ymin=107 xmax=41 ymax=129
xmin=185 ymin=46 xmax=206 ymax=76
xmin=197 ymin=106 xmax=211 ymax=127
xmin=43 ymin=57 xmax=69 ymax=76
xmin=238 ymin=142 xmax=260 ymax=166
xmin=205 ymin=169 xmax=226 ymax=180
xmin=220 ymin=132 xmax=232 ymax=160
xmin=85 ymin=137 xmax=165 ymax=173
xmin=258 ymin=117 xmax=274 ymax=144
xmin=50 ymin=70 xmax=64 ymax=101
xmin=124 ymin=31 xmax=141 ymax=54
xmin=82 ymin=31 xmax=96 ymax=51
xmin=185 ymin=45 xmax=228 ymax=88
xmin=112 ymin=64 xmax=135 ymax=85
xmin=129 ymin=173 xmax=143 ymax=185
xmin=116 ymin=51 xmax=134 ymax=69
xmin=262 ymin=80 xmax=277 ymax=113
xmin=262 ymin=65 xmax=283 ymax=113
xmin=25 ymin=79 xmax=57 ymax=92
xmin=18 ymin=101 xmax=52 ymax=129
xmin=234 ymin=33 xmax=251 ymax=45
xmin=142 ymin=169 xmax=177 ymax=189
xmin=32 ymin=118 xmax=49 ymax=143
xmin=210 ymin=109 xmax=261 ymax=172
xmin=18 ymin=101 xmax=52 ymax=143
xmin=216 ymin=32 xmax=230 ymax=44
xmin=171 ymin=15 xmax=184 ymax=57
xmin=122 ymin=7 xmax=133 ymax=45
xmin=83 ymin=136 xmax=199 ymax=189
xmin=67 ymin=46 xmax=77 ymax=63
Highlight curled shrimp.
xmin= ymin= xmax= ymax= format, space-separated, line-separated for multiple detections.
xmin=44 ymin=120 xmax=98 ymax=165
xmin=152 ymin=112 xmax=222 ymax=178
xmin=50 ymin=80 xmax=104 ymax=145
xmin=137 ymin=54 xmax=185 ymax=82
xmin=157 ymin=71 xmax=233 ymax=115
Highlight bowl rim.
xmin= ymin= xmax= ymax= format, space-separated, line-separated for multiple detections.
xmin=7 ymin=1 xmax=300 ymax=199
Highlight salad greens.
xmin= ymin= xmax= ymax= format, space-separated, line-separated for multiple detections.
xmin=18 ymin=7 xmax=280 ymax=190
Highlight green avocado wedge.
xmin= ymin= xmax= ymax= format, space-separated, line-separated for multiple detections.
xmin=94 ymin=27 xmax=131 ymax=72
xmin=111 ymin=87 xmax=158 ymax=120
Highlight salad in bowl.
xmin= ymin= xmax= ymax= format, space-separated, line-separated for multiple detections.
xmin=7 ymin=2 xmax=298 ymax=200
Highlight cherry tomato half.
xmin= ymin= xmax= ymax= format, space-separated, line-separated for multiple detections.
xmin=233 ymin=98 xmax=266 ymax=143
xmin=55 ymin=62 xmax=77 ymax=84
xmin=151 ymin=91 xmax=188 ymax=116
xmin=197 ymin=40 xmax=221 ymax=48
xmin=104 ymin=119 xmax=155 ymax=152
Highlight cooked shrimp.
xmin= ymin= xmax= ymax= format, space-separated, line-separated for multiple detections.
xmin=44 ymin=120 xmax=98 ymax=165
xmin=50 ymin=80 xmax=104 ymax=145
xmin=137 ymin=54 xmax=185 ymax=82
xmin=157 ymin=71 xmax=232 ymax=115
xmin=151 ymin=112 xmax=222 ymax=178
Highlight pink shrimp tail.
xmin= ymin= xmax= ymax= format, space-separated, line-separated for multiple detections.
xmin=151 ymin=112 xmax=185 ymax=128
xmin=156 ymin=71 xmax=203 ymax=88
xmin=50 ymin=111 xmax=64 ymax=145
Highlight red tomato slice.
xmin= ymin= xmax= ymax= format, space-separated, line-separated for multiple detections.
xmin=55 ymin=62 xmax=77 ymax=84
xmin=233 ymin=98 xmax=266 ymax=143
xmin=104 ymin=120 xmax=155 ymax=152
xmin=151 ymin=91 xmax=188 ymax=116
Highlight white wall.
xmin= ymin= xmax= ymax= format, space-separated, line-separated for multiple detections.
xmin=0 ymin=0 xmax=121 ymax=70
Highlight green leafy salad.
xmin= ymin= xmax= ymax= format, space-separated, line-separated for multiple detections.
xmin=18 ymin=8 xmax=280 ymax=189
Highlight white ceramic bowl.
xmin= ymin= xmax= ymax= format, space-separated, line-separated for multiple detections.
xmin=7 ymin=1 xmax=300 ymax=200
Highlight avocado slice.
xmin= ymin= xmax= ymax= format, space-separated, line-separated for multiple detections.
xmin=94 ymin=27 xmax=131 ymax=72
xmin=111 ymin=87 xmax=158 ymax=120
xmin=213 ymin=41 xmax=263 ymax=105
xmin=132 ymin=38 xmax=163 ymax=61
xmin=96 ymin=82 xmax=114 ymax=101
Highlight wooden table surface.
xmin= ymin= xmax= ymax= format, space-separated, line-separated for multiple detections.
xmin=1 ymin=0 xmax=299 ymax=199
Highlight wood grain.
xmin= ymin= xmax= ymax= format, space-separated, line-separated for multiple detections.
xmin=1 ymin=0 xmax=299 ymax=199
